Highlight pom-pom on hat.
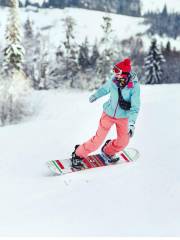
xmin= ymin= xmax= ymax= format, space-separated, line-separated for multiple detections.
xmin=113 ymin=58 xmax=131 ymax=74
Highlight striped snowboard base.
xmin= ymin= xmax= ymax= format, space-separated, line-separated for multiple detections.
xmin=47 ymin=148 xmax=140 ymax=176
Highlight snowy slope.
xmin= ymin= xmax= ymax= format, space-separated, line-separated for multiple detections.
xmin=1 ymin=6 xmax=180 ymax=53
xmin=0 ymin=84 xmax=180 ymax=236
xmin=0 ymin=7 xmax=148 ymax=47
xmin=18 ymin=0 xmax=180 ymax=13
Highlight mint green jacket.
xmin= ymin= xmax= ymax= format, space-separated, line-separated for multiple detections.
xmin=94 ymin=72 xmax=140 ymax=125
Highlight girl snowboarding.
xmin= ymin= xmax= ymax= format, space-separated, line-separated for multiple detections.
xmin=71 ymin=58 xmax=140 ymax=169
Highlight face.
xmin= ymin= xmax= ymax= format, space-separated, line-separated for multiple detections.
xmin=114 ymin=69 xmax=128 ymax=87
xmin=115 ymin=70 xmax=123 ymax=79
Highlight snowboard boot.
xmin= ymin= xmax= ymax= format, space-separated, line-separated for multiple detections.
xmin=71 ymin=145 xmax=84 ymax=170
xmin=101 ymin=140 xmax=120 ymax=163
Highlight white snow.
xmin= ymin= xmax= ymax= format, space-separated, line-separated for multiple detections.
xmin=0 ymin=7 xmax=149 ymax=47
xmin=0 ymin=84 xmax=180 ymax=236
xmin=18 ymin=0 xmax=180 ymax=14
xmin=1 ymin=6 xmax=180 ymax=53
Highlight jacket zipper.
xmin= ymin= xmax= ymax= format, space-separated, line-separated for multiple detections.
xmin=113 ymin=101 xmax=119 ymax=118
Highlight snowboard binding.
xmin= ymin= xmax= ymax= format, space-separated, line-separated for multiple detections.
xmin=101 ymin=140 xmax=120 ymax=163
xmin=71 ymin=145 xmax=84 ymax=170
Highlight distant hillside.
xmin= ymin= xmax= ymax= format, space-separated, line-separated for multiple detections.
xmin=0 ymin=0 xmax=141 ymax=17
xmin=2 ymin=0 xmax=180 ymax=15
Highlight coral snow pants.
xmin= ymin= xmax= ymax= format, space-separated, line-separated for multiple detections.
xmin=76 ymin=112 xmax=130 ymax=158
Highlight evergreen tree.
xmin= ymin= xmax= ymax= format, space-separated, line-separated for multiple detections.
xmin=76 ymin=37 xmax=100 ymax=89
xmin=144 ymin=39 xmax=166 ymax=84
xmin=33 ymin=32 xmax=51 ymax=89
xmin=68 ymin=0 xmax=80 ymax=7
xmin=48 ymin=0 xmax=66 ymax=8
xmin=118 ymin=0 xmax=141 ymax=16
xmin=78 ymin=37 xmax=90 ymax=71
xmin=3 ymin=0 xmax=25 ymax=75
xmin=144 ymin=9 xmax=180 ymax=39
xmin=96 ymin=14 xmax=114 ymax=85
xmin=56 ymin=45 xmax=64 ymax=63
xmin=47 ymin=45 xmax=65 ymax=88
xmin=62 ymin=16 xmax=79 ymax=87
xmin=0 ymin=0 xmax=32 ymax=126
xmin=23 ymin=17 xmax=36 ymax=84
xmin=165 ymin=41 xmax=171 ymax=53
xmin=161 ymin=4 xmax=168 ymax=18
xmin=38 ymin=45 xmax=49 ymax=90
xmin=173 ymin=14 xmax=180 ymax=39
xmin=100 ymin=15 xmax=113 ymax=45
xmin=23 ymin=18 xmax=50 ymax=89
xmin=23 ymin=26 xmax=50 ymax=90
xmin=24 ymin=17 xmax=33 ymax=39
xmin=90 ymin=40 xmax=100 ymax=68
xmin=48 ymin=16 xmax=79 ymax=89
xmin=162 ymin=49 xmax=180 ymax=84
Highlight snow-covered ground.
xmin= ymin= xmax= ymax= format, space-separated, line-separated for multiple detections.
xmin=0 ymin=6 xmax=180 ymax=52
xmin=19 ymin=0 xmax=180 ymax=14
xmin=0 ymin=7 xmax=149 ymax=47
xmin=0 ymin=84 xmax=180 ymax=236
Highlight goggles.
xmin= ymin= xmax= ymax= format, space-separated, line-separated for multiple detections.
xmin=115 ymin=73 xmax=128 ymax=83
xmin=113 ymin=65 xmax=129 ymax=75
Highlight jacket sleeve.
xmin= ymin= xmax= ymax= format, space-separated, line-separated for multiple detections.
xmin=94 ymin=79 xmax=111 ymax=100
xmin=129 ymin=82 xmax=140 ymax=125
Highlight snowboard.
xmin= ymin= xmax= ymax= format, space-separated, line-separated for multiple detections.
xmin=47 ymin=148 xmax=140 ymax=176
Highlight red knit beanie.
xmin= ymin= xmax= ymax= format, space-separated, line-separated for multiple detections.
xmin=113 ymin=58 xmax=131 ymax=73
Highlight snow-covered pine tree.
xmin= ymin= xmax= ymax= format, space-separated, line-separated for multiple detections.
xmin=38 ymin=35 xmax=50 ymax=90
xmin=29 ymin=31 xmax=42 ymax=89
xmin=23 ymin=17 xmax=37 ymax=85
xmin=62 ymin=16 xmax=79 ymax=88
xmin=161 ymin=46 xmax=180 ymax=84
xmin=75 ymin=37 xmax=98 ymax=89
xmin=48 ymin=17 xmax=79 ymax=89
xmin=32 ymin=32 xmax=51 ymax=90
xmin=78 ymin=37 xmax=90 ymax=71
xmin=144 ymin=39 xmax=166 ymax=84
xmin=24 ymin=29 xmax=51 ymax=90
xmin=56 ymin=45 xmax=64 ymax=64
xmin=100 ymin=15 xmax=113 ymax=45
xmin=48 ymin=45 xmax=65 ymax=88
xmin=90 ymin=40 xmax=100 ymax=68
xmin=96 ymin=14 xmax=114 ymax=86
xmin=3 ymin=0 xmax=25 ymax=75
xmin=24 ymin=17 xmax=33 ymax=39
xmin=0 ymin=0 xmax=32 ymax=126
